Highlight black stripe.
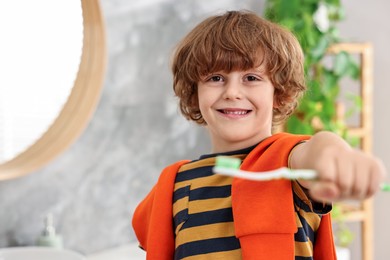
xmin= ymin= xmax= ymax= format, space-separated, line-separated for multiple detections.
xmin=174 ymin=209 xmax=188 ymax=230
xmin=293 ymin=191 xmax=312 ymax=213
xmin=173 ymin=185 xmax=190 ymax=203
xmin=174 ymin=236 xmax=240 ymax=259
xmin=295 ymin=256 xmax=313 ymax=260
xmin=181 ymin=208 xmax=233 ymax=230
xmin=293 ymin=187 xmax=331 ymax=215
xmin=312 ymin=202 xmax=332 ymax=214
xmin=297 ymin=214 xmax=315 ymax=243
xmin=189 ymin=185 xmax=231 ymax=201
xmin=294 ymin=227 xmax=309 ymax=242
xmin=175 ymin=166 xmax=213 ymax=182
xmin=199 ymin=144 xmax=257 ymax=159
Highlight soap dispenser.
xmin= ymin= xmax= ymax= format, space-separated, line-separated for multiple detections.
xmin=36 ymin=213 xmax=63 ymax=248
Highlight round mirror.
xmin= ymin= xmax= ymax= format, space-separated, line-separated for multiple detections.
xmin=0 ymin=0 xmax=106 ymax=180
xmin=0 ymin=1 xmax=83 ymax=163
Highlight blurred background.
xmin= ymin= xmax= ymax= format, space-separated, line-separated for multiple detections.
xmin=0 ymin=0 xmax=389 ymax=259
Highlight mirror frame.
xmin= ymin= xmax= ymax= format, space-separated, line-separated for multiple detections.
xmin=0 ymin=0 xmax=106 ymax=180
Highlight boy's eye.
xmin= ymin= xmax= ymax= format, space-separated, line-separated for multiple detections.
xmin=208 ymin=75 xmax=223 ymax=82
xmin=246 ymin=75 xmax=260 ymax=81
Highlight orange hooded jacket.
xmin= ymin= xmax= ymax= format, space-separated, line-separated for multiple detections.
xmin=132 ymin=133 xmax=337 ymax=259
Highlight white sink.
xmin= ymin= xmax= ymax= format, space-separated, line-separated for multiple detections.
xmin=86 ymin=243 xmax=145 ymax=260
xmin=0 ymin=247 xmax=86 ymax=260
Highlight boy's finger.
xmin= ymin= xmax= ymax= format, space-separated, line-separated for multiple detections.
xmin=352 ymin=162 xmax=371 ymax=199
xmin=336 ymin=158 xmax=354 ymax=198
xmin=368 ymin=158 xmax=388 ymax=197
xmin=308 ymin=181 xmax=340 ymax=203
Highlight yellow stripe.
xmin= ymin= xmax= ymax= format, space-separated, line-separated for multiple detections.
xmin=295 ymin=207 xmax=321 ymax=234
xmin=173 ymin=196 xmax=189 ymax=216
xmin=295 ymin=210 xmax=321 ymax=230
xmin=178 ymin=157 xmax=216 ymax=172
xmin=292 ymin=181 xmax=322 ymax=232
xmin=181 ymin=249 xmax=242 ymax=260
xmin=174 ymin=174 xmax=233 ymax=192
xmin=178 ymin=154 xmax=247 ymax=172
xmin=188 ymin=197 xmax=232 ymax=214
xmin=295 ymin=212 xmax=303 ymax=228
xmin=175 ymin=222 xmax=185 ymax=235
xmin=299 ymin=210 xmax=321 ymax=231
xmin=175 ymin=222 xmax=236 ymax=248
xmin=295 ymin=240 xmax=314 ymax=257
xmin=292 ymin=181 xmax=314 ymax=211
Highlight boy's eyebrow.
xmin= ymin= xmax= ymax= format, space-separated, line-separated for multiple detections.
xmin=252 ymin=68 xmax=264 ymax=73
xmin=247 ymin=67 xmax=268 ymax=75
xmin=200 ymin=66 xmax=268 ymax=76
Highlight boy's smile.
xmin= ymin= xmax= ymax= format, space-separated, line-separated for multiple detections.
xmin=197 ymin=68 xmax=275 ymax=153
xmin=217 ymin=108 xmax=252 ymax=117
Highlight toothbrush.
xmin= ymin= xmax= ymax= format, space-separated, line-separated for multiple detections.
xmin=381 ymin=183 xmax=390 ymax=192
xmin=213 ymin=156 xmax=390 ymax=192
xmin=213 ymin=156 xmax=317 ymax=181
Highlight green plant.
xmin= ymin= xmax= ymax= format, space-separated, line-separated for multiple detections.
xmin=264 ymin=0 xmax=360 ymax=247
xmin=264 ymin=0 xmax=360 ymax=138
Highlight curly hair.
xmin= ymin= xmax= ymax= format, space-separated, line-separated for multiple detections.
xmin=171 ymin=10 xmax=306 ymax=126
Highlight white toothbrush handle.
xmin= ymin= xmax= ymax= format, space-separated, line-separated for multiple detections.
xmin=213 ymin=166 xmax=317 ymax=181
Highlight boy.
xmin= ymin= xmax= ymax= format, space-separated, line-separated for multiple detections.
xmin=132 ymin=10 xmax=386 ymax=259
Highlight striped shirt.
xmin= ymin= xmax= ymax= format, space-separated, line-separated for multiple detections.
xmin=172 ymin=146 xmax=331 ymax=260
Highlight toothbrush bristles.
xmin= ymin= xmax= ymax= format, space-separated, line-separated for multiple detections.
xmin=215 ymin=156 xmax=241 ymax=170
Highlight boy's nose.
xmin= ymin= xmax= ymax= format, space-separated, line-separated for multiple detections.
xmin=222 ymin=82 xmax=243 ymax=100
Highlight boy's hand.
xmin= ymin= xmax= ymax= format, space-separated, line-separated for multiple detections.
xmin=290 ymin=131 xmax=387 ymax=203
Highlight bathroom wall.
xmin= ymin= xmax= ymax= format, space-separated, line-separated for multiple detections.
xmin=0 ymin=0 xmax=389 ymax=259
xmin=0 ymin=0 xmax=262 ymax=255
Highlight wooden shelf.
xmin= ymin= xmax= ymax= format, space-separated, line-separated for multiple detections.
xmin=338 ymin=201 xmax=372 ymax=222
xmin=330 ymin=42 xmax=374 ymax=260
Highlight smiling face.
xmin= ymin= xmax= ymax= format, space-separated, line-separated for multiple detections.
xmin=198 ymin=67 xmax=275 ymax=153
xmin=172 ymin=11 xmax=307 ymax=146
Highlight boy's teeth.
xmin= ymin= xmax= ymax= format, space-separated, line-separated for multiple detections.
xmin=223 ymin=110 xmax=248 ymax=115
